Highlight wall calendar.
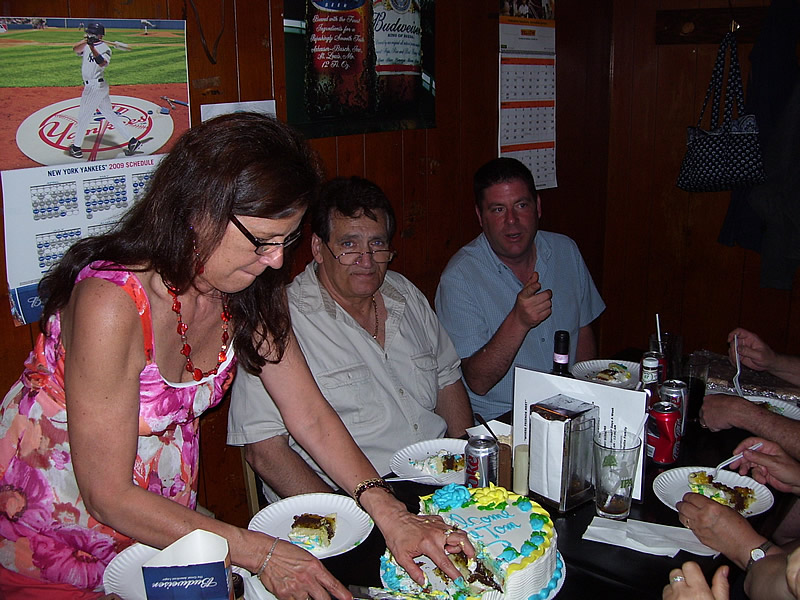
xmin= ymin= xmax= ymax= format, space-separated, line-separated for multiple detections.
xmin=498 ymin=9 xmax=556 ymax=189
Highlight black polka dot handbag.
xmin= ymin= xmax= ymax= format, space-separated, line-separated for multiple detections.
xmin=676 ymin=31 xmax=766 ymax=193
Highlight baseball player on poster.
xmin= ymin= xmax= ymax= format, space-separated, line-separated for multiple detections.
xmin=69 ymin=22 xmax=142 ymax=159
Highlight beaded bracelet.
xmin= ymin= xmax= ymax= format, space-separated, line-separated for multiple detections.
xmin=353 ymin=477 xmax=394 ymax=510
xmin=255 ymin=537 xmax=279 ymax=578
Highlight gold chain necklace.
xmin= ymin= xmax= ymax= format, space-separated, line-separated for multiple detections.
xmin=371 ymin=295 xmax=379 ymax=339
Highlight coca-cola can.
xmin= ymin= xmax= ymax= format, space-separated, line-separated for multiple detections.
xmin=660 ymin=379 xmax=688 ymax=435
xmin=464 ymin=435 xmax=499 ymax=488
xmin=646 ymin=401 xmax=682 ymax=465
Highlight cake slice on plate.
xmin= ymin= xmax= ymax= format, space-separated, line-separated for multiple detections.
xmin=288 ymin=513 xmax=336 ymax=550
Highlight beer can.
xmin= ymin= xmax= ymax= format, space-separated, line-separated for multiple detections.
xmin=464 ymin=435 xmax=499 ymax=488
xmin=646 ymin=401 xmax=682 ymax=465
xmin=660 ymin=379 xmax=688 ymax=435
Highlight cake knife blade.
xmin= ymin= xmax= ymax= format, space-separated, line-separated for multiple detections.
xmin=348 ymin=585 xmax=410 ymax=599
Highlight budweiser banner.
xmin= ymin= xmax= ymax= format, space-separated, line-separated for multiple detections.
xmin=284 ymin=0 xmax=436 ymax=138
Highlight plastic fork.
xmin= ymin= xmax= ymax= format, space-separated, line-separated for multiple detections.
xmin=384 ymin=475 xmax=442 ymax=484
xmin=711 ymin=441 xmax=763 ymax=479
xmin=733 ymin=333 xmax=745 ymax=397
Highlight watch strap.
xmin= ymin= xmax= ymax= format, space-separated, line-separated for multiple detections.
xmin=746 ymin=540 xmax=774 ymax=572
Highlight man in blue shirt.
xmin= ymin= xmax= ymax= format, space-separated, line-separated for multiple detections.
xmin=435 ymin=158 xmax=605 ymax=419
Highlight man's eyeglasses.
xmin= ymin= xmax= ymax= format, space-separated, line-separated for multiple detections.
xmin=230 ymin=215 xmax=301 ymax=256
xmin=324 ymin=240 xmax=396 ymax=265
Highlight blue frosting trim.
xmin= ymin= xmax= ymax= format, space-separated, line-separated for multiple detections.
xmin=529 ymin=514 xmax=549 ymax=529
xmin=431 ymin=483 xmax=472 ymax=511
xmin=527 ymin=555 xmax=564 ymax=600
xmin=514 ymin=497 xmax=533 ymax=511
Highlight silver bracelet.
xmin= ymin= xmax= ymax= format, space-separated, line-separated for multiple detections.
xmin=255 ymin=537 xmax=279 ymax=578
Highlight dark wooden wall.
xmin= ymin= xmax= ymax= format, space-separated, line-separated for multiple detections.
xmin=2 ymin=0 xmax=796 ymax=527
xmin=602 ymin=0 xmax=800 ymax=367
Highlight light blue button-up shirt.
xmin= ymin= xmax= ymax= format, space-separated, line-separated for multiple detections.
xmin=435 ymin=231 xmax=605 ymax=419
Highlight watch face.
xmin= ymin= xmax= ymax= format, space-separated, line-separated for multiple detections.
xmin=751 ymin=548 xmax=766 ymax=561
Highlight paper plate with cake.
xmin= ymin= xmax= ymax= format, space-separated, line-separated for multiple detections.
xmin=653 ymin=466 xmax=773 ymax=516
xmin=571 ymin=360 xmax=639 ymax=389
xmin=380 ymin=484 xmax=564 ymax=600
xmin=248 ymin=493 xmax=373 ymax=559
xmin=745 ymin=395 xmax=800 ymax=420
xmin=706 ymin=391 xmax=800 ymax=420
xmin=390 ymin=438 xmax=468 ymax=485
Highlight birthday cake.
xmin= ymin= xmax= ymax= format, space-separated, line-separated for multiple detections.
xmin=380 ymin=484 xmax=563 ymax=600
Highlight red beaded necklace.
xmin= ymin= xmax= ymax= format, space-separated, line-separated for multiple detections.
xmin=166 ymin=285 xmax=231 ymax=381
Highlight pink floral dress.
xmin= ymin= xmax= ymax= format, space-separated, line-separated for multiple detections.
xmin=0 ymin=262 xmax=237 ymax=591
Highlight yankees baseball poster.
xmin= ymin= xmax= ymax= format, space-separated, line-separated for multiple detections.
xmin=0 ymin=17 xmax=189 ymax=324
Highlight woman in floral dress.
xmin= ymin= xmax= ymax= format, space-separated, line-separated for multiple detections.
xmin=0 ymin=113 xmax=471 ymax=599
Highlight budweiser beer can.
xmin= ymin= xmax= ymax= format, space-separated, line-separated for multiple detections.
xmin=464 ymin=435 xmax=498 ymax=488
xmin=660 ymin=379 xmax=688 ymax=435
xmin=646 ymin=401 xmax=682 ymax=465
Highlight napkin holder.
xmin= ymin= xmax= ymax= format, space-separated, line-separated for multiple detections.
xmin=528 ymin=394 xmax=598 ymax=512
xmin=142 ymin=529 xmax=234 ymax=599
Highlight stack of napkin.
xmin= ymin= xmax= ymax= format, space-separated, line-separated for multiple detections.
xmin=583 ymin=517 xmax=718 ymax=557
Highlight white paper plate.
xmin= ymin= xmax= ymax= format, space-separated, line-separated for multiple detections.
xmin=571 ymin=359 xmax=640 ymax=390
xmin=746 ymin=395 xmax=800 ymax=421
xmin=103 ymin=542 xmax=278 ymax=599
xmin=653 ymin=466 xmax=774 ymax=517
xmin=103 ymin=543 xmax=159 ymax=600
xmin=390 ymin=438 xmax=468 ymax=485
xmin=248 ymin=493 xmax=373 ymax=559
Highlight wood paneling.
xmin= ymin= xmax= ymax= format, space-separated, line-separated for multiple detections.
xmin=602 ymin=0 xmax=796 ymax=363
xmin=8 ymin=0 xmax=794 ymax=536
xmin=0 ymin=0 xmax=505 ymax=528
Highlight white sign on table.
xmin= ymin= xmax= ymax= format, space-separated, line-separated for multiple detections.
xmin=512 ymin=367 xmax=648 ymax=500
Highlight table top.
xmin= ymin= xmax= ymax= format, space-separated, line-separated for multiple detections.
xmin=321 ymin=421 xmax=788 ymax=600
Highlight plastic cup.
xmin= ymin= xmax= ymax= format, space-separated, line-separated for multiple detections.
xmin=593 ymin=430 xmax=641 ymax=520
xmin=650 ymin=332 xmax=683 ymax=380
xmin=683 ymin=353 xmax=710 ymax=423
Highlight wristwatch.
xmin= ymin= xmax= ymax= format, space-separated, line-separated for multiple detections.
xmin=746 ymin=540 xmax=774 ymax=572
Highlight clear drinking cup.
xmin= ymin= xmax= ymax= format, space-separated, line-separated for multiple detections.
xmin=650 ymin=332 xmax=683 ymax=381
xmin=593 ymin=430 xmax=641 ymax=520
xmin=683 ymin=353 xmax=710 ymax=423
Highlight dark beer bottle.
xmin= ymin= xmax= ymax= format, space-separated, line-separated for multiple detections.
xmin=551 ymin=330 xmax=572 ymax=377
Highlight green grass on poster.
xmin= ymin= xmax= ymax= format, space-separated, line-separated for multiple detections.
xmin=0 ymin=27 xmax=186 ymax=87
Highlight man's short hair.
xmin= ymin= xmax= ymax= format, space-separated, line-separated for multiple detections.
xmin=473 ymin=157 xmax=537 ymax=209
xmin=310 ymin=176 xmax=397 ymax=242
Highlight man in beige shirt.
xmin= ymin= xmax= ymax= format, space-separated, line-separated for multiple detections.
xmin=228 ymin=176 xmax=473 ymax=502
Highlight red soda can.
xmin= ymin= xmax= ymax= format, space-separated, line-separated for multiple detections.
xmin=464 ymin=435 xmax=499 ymax=488
xmin=646 ymin=401 xmax=682 ymax=465
xmin=660 ymin=379 xmax=688 ymax=435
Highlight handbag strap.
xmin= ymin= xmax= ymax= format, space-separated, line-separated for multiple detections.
xmin=722 ymin=33 xmax=746 ymax=129
xmin=695 ymin=31 xmax=746 ymax=130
